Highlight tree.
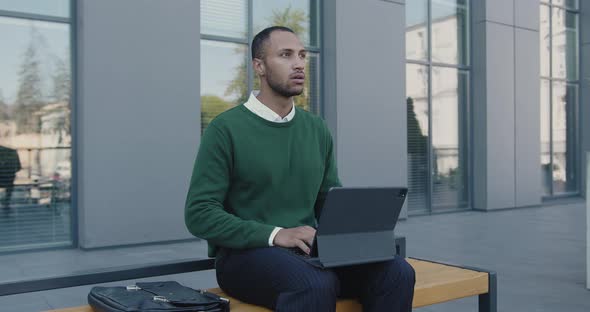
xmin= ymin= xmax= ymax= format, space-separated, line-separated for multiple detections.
xmin=201 ymin=95 xmax=232 ymax=133
xmin=51 ymin=54 xmax=71 ymax=104
xmin=406 ymin=97 xmax=427 ymax=155
xmin=0 ymin=89 xmax=9 ymax=120
xmin=50 ymin=54 xmax=72 ymax=138
xmin=14 ymin=30 xmax=44 ymax=134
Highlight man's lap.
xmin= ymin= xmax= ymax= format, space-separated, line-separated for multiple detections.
xmin=215 ymin=246 xmax=413 ymax=308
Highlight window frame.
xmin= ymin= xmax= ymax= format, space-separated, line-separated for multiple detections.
xmin=540 ymin=1 xmax=581 ymax=198
xmin=0 ymin=0 xmax=76 ymax=252
xmin=405 ymin=0 xmax=472 ymax=215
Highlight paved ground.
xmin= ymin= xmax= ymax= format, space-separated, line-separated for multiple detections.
xmin=0 ymin=199 xmax=588 ymax=311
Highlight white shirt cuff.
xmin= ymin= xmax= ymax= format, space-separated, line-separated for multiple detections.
xmin=268 ymin=227 xmax=283 ymax=246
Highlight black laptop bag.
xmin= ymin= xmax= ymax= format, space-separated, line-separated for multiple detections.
xmin=88 ymin=281 xmax=229 ymax=312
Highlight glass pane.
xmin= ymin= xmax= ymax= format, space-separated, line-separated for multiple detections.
xmin=0 ymin=17 xmax=72 ymax=252
xmin=200 ymin=40 xmax=247 ymax=133
xmin=540 ymin=5 xmax=550 ymax=77
xmin=540 ymin=79 xmax=551 ymax=195
xmin=406 ymin=64 xmax=429 ymax=214
xmin=405 ymin=0 xmax=428 ymax=61
xmin=431 ymin=0 xmax=469 ymax=65
xmin=552 ymin=8 xmax=578 ymax=80
xmin=553 ymin=0 xmax=578 ymax=9
xmin=201 ymin=0 xmax=247 ymax=39
xmin=292 ymin=52 xmax=320 ymax=114
xmin=0 ymin=0 xmax=69 ymax=18
xmin=431 ymin=67 xmax=469 ymax=210
xmin=253 ymin=0 xmax=318 ymax=47
xmin=551 ymin=82 xmax=577 ymax=194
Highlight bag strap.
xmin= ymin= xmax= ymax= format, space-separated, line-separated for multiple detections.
xmin=128 ymin=283 xmax=230 ymax=307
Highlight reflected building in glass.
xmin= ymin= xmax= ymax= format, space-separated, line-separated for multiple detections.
xmin=405 ymin=0 xmax=469 ymax=214
xmin=0 ymin=8 xmax=72 ymax=252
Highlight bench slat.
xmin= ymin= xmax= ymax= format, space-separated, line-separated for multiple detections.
xmin=44 ymin=258 xmax=490 ymax=312
xmin=410 ymin=259 xmax=489 ymax=307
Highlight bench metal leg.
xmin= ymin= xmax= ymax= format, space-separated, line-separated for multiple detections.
xmin=478 ymin=271 xmax=497 ymax=312
xmin=395 ymin=236 xmax=406 ymax=258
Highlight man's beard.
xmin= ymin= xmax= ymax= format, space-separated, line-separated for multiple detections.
xmin=266 ymin=69 xmax=304 ymax=98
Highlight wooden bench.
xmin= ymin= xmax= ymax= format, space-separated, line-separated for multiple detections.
xmin=0 ymin=237 xmax=495 ymax=311
xmin=45 ymin=258 xmax=496 ymax=312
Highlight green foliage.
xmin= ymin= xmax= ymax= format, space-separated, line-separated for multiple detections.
xmin=52 ymin=55 xmax=71 ymax=104
xmin=201 ymin=95 xmax=232 ymax=132
xmin=14 ymin=40 xmax=43 ymax=134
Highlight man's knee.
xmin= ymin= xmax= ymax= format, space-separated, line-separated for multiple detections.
xmin=397 ymin=258 xmax=416 ymax=284
xmin=296 ymin=269 xmax=340 ymax=297
xmin=275 ymin=269 xmax=339 ymax=311
xmin=377 ymin=258 xmax=416 ymax=290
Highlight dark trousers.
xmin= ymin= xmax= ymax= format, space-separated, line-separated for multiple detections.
xmin=216 ymin=247 xmax=415 ymax=312
xmin=0 ymin=180 xmax=15 ymax=208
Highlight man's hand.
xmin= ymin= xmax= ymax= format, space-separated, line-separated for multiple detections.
xmin=273 ymin=226 xmax=316 ymax=254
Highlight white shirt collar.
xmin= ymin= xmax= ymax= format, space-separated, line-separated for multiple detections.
xmin=243 ymin=91 xmax=296 ymax=123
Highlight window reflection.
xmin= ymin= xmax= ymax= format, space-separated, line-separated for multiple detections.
xmin=540 ymin=5 xmax=550 ymax=77
xmin=0 ymin=17 xmax=72 ymax=252
xmin=406 ymin=64 xmax=429 ymax=214
xmin=551 ymin=82 xmax=577 ymax=194
xmin=431 ymin=0 xmax=469 ymax=65
xmin=299 ymin=53 xmax=320 ymax=114
xmin=200 ymin=40 xmax=247 ymax=133
xmin=540 ymin=2 xmax=579 ymax=197
xmin=552 ymin=0 xmax=578 ymax=10
xmin=0 ymin=0 xmax=69 ymax=18
xmin=406 ymin=0 xmax=428 ymax=62
xmin=253 ymin=0 xmax=317 ymax=47
xmin=551 ymin=7 xmax=578 ymax=80
xmin=540 ymin=79 xmax=551 ymax=195
xmin=200 ymin=0 xmax=247 ymax=39
xmin=431 ymin=67 xmax=468 ymax=209
xmin=405 ymin=0 xmax=470 ymax=214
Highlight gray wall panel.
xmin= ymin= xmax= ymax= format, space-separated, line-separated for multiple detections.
xmin=381 ymin=0 xmax=404 ymax=5
xmin=583 ymin=44 xmax=590 ymax=81
xmin=472 ymin=21 xmax=487 ymax=210
xmin=582 ymin=1 xmax=590 ymax=45
xmin=334 ymin=0 xmax=408 ymax=215
xmin=485 ymin=22 xmax=516 ymax=210
xmin=78 ymin=0 xmax=200 ymax=248
xmin=582 ymin=3 xmax=590 ymax=196
xmin=515 ymin=0 xmax=540 ymax=31
xmin=582 ymin=43 xmax=590 ymax=197
xmin=483 ymin=0 xmax=514 ymax=26
xmin=515 ymin=28 xmax=542 ymax=206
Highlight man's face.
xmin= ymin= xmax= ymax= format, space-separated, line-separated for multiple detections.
xmin=255 ymin=31 xmax=306 ymax=97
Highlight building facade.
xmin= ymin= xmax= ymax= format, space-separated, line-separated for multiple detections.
xmin=0 ymin=0 xmax=588 ymax=253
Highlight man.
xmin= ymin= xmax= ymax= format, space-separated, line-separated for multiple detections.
xmin=0 ymin=145 xmax=21 ymax=209
xmin=185 ymin=26 xmax=415 ymax=311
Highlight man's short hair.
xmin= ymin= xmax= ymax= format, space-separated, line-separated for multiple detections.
xmin=251 ymin=26 xmax=295 ymax=60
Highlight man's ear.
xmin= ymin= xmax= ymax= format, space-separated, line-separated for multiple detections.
xmin=253 ymin=58 xmax=265 ymax=77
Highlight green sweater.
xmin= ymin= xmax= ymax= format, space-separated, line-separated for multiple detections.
xmin=185 ymin=105 xmax=341 ymax=257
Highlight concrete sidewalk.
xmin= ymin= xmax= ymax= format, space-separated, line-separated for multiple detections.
xmin=0 ymin=200 xmax=588 ymax=311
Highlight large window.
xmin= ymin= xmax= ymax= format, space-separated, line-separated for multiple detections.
xmin=540 ymin=0 xmax=579 ymax=196
xmin=200 ymin=0 xmax=321 ymax=132
xmin=406 ymin=0 xmax=470 ymax=214
xmin=0 ymin=2 xmax=73 ymax=252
